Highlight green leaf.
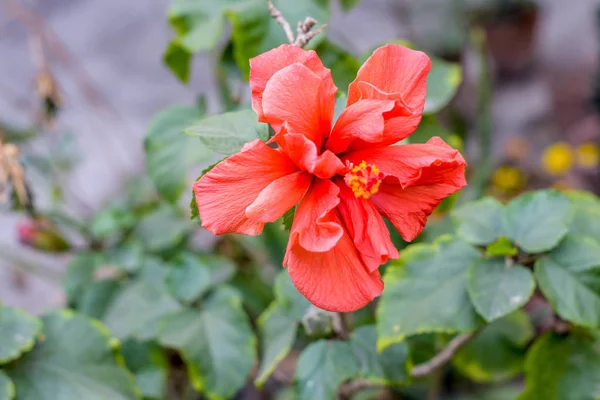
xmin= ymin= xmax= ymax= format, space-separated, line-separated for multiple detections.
xmin=567 ymin=190 xmax=600 ymax=239
xmin=166 ymin=253 xmax=235 ymax=303
xmin=519 ymin=332 xmax=600 ymax=400
xmin=340 ymin=0 xmax=360 ymax=11
xmin=144 ymin=104 xmax=213 ymax=202
xmin=5 ymin=311 xmax=140 ymax=400
xmin=274 ymin=271 xmax=311 ymax=321
xmin=0 ymin=371 xmax=14 ymax=400
xmin=485 ymin=236 xmax=518 ymax=257
xmin=467 ymin=258 xmax=535 ymax=322
xmin=157 ymin=288 xmax=256 ymax=400
xmin=63 ymin=252 xmax=105 ymax=303
xmin=294 ymin=340 xmax=360 ymax=400
xmin=163 ymin=41 xmax=192 ymax=83
xmin=282 ymin=207 xmax=295 ymax=231
xmin=452 ymin=197 xmax=505 ymax=245
xmin=78 ymin=279 xmax=122 ymax=319
xmin=333 ymin=93 xmax=348 ymax=123
xmin=185 ymin=109 xmax=269 ymax=155
xmin=134 ymin=205 xmax=193 ymax=252
xmin=350 ymin=325 xmax=411 ymax=386
xmin=408 ymin=114 xmax=450 ymax=144
xmin=135 ymin=367 xmax=167 ymax=400
xmin=104 ymin=281 xmax=181 ymax=341
xmin=453 ymin=311 xmax=534 ymax=383
xmin=88 ymin=204 xmax=136 ymax=240
xmin=315 ymin=41 xmax=360 ymax=92
xmin=424 ymin=56 xmax=462 ymax=114
xmin=229 ymin=0 xmax=329 ymax=78
xmin=0 ymin=307 xmax=42 ymax=364
xmin=503 ymin=190 xmax=572 ymax=253
xmin=255 ymin=302 xmax=298 ymax=387
xmin=535 ymin=235 xmax=600 ymax=328
xmin=377 ymin=237 xmax=481 ymax=350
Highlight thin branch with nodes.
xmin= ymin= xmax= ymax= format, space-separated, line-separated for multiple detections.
xmin=267 ymin=0 xmax=327 ymax=48
xmin=338 ymin=332 xmax=476 ymax=398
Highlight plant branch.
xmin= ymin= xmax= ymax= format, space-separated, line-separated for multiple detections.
xmin=338 ymin=332 xmax=475 ymax=398
xmin=267 ymin=0 xmax=327 ymax=48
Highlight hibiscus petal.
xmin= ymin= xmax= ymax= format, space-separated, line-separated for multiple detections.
xmin=262 ymin=63 xmax=337 ymax=149
xmin=194 ymin=139 xmax=299 ymax=235
xmin=283 ymin=132 xmax=346 ymax=179
xmin=344 ymin=137 xmax=467 ymax=241
xmin=346 ymin=44 xmax=431 ymax=147
xmin=246 ymin=171 xmax=313 ymax=223
xmin=250 ymin=44 xmax=333 ymax=123
xmin=285 ymin=210 xmax=384 ymax=312
xmin=327 ymin=98 xmax=403 ymax=154
xmin=337 ymin=182 xmax=399 ymax=271
xmin=288 ymin=178 xmax=343 ymax=253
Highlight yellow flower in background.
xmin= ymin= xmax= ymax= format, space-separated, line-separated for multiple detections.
xmin=492 ymin=166 xmax=524 ymax=192
xmin=576 ymin=143 xmax=599 ymax=169
xmin=542 ymin=142 xmax=573 ymax=176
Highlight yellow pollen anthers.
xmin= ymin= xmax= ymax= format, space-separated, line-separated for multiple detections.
xmin=344 ymin=161 xmax=384 ymax=199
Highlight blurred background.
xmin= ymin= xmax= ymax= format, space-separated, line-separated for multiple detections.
xmin=0 ymin=0 xmax=599 ymax=335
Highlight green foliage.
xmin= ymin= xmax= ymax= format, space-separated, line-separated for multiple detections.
xmin=519 ymin=332 xmax=600 ymax=400
xmin=0 ymin=307 xmax=41 ymax=365
xmin=0 ymin=371 xmax=13 ymax=400
xmin=535 ymin=235 xmax=600 ymax=328
xmin=453 ymin=311 xmax=534 ymax=383
xmin=467 ymin=258 xmax=534 ymax=322
xmin=185 ymin=109 xmax=269 ymax=155
xmin=294 ymin=340 xmax=360 ymax=400
xmin=157 ymin=288 xmax=256 ymax=399
xmin=377 ymin=236 xmax=480 ymax=350
xmin=424 ymin=56 xmax=463 ymax=114
xmin=452 ymin=197 xmax=505 ymax=245
xmin=4 ymin=311 xmax=139 ymax=400
xmin=144 ymin=104 xmax=213 ymax=202
xmin=350 ymin=325 xmax=411 ymax=385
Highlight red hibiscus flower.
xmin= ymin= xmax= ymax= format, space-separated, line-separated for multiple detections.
xmin=193 ymin=44 xmax=466 ymax=312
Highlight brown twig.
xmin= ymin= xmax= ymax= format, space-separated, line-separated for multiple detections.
xmin=338 ymin=332 xmax=476 ymax=398
xmin=332 ymin=313 xmax=351 ymax=339
xmin=267 ymin=0 xmax=327 ymax=48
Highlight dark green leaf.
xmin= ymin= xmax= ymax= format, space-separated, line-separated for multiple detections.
xmin=340 ymin=0 xmax=360 ymax=11
xmin=424 ymin=56 xmax=462 ymax=113
xmin=377 ymin=236 xmax=481 ymax=350
xmin=0 ymin=307 xmax=41 ymax=364
xmin=5 ymin=311 xmax=140 ymax=400
xmin=294 ymin=340 xmax=360 ymax=400
xmin=350 ymin=325 xmax=411 ymax=386
xmin=63 ymin=252 xmax=104 ymax=303
xmin=104 ymin=281 xmax=181 ymax=341
xmin=134 ymin=205 xmax=193 ymax=252
xmin=467 ymin=258 xmax=535 ymax=322
xmin=78 ymin=279 xmax=122 ymax=319
xmin=0 ymin=371 xmax=14 ymax=400
xmin=409 ymin=114 xmax=450 ymax=144
xmin=163 ymin=41 xmax=192 ymax=83
xmin=88 ymin=204 xmax=136 ymax=240
xmin=105 ymin=242 xmax=144 ymax=273
xmin=535 ymin=235 xmax=600 ymax=328
xmin=503 ymin=190 xmax=572 ymax=253
xmin=274 ymin=271 xmax=311 ymax=321
xmin=166 ymin=253 xmax=213 ymax=303
xmin=185 ymin=109 xmax=269 ymax=155
xmin=333 ymin=93 xmax=348 ymax=124
xmin=157 ymin=288 xmax=256 ymax=399
xmin=255 ymin=302 xmax=298 ymax=386
xmin=519 ymin=332 xmax=600 ymax=400
xmin=485 ymin=236 xmax=518 ymax=257
xmin=282 ymin=207 xmax=295 ymax=231
xmin=144 ymin=105 xmax=213 ymax=202
xmin=452 ymin=197 xmax=505 ymax=245
xmin=229 ymin=0 xmax=329 ymax=78
xmin=315 ymin=41 xmax=360 ymax=92
xmin=453 ymin=311 xmax=534 ymax=383
xmin=567 ymin=190 xmax=600 ymax=239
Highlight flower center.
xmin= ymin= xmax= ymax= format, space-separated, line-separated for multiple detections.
xmin=344 ymin=161 xmax=384 ymax=199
